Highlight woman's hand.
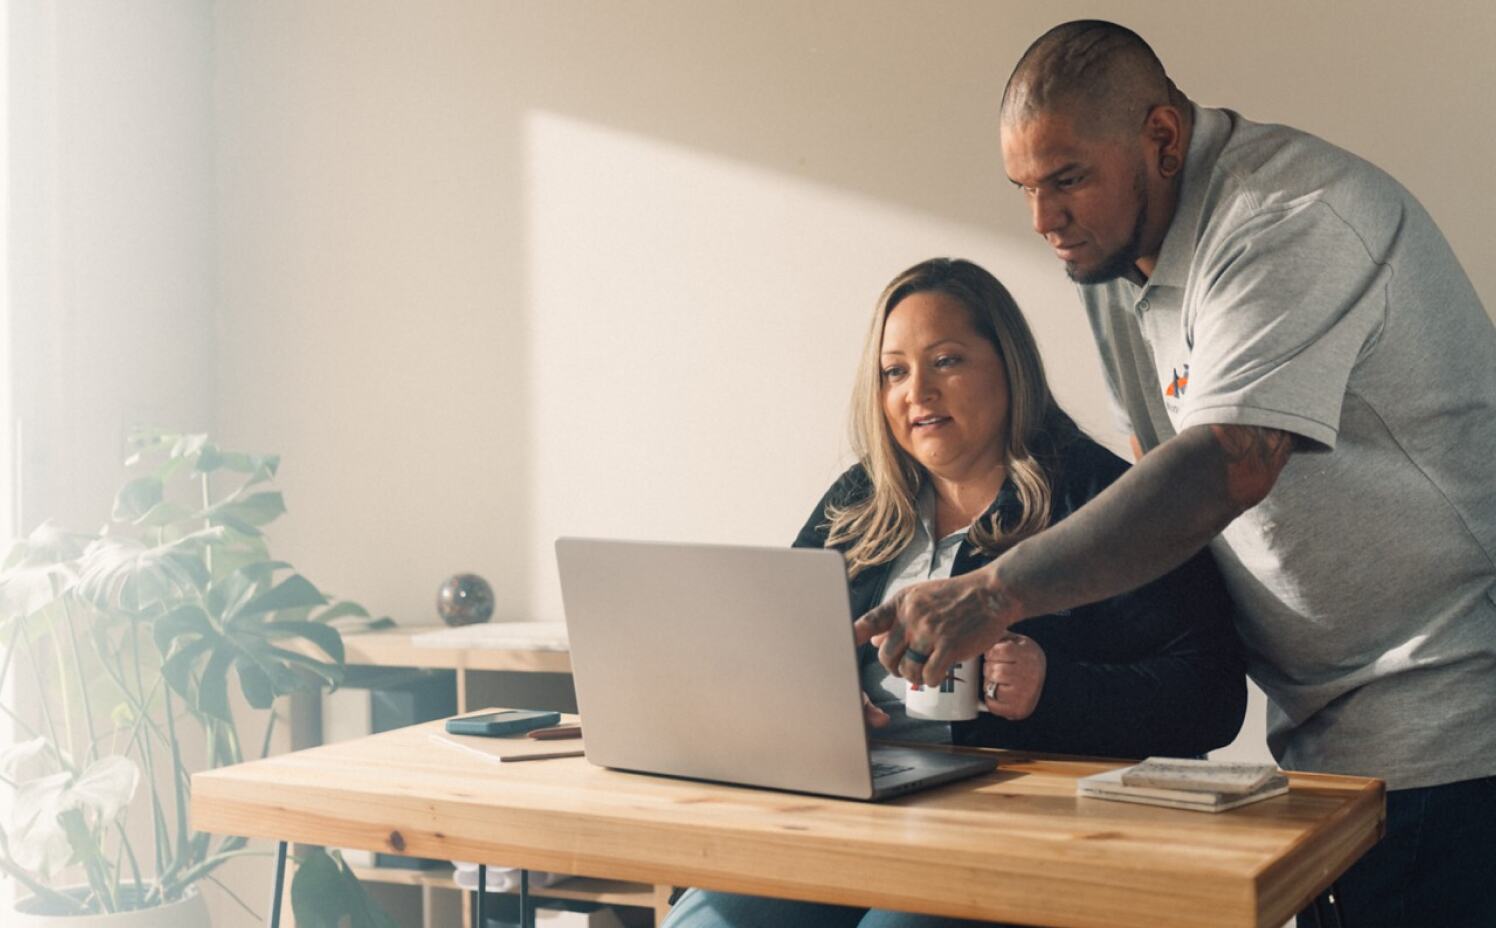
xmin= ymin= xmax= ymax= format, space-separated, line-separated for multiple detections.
xmin=982 ymin=633 xmax=1046 ymax=720
xmin=861 ymin=691 xmax=891 ymax=728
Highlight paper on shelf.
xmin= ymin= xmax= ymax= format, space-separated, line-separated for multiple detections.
xmin=412 ymin=621 xmax=569 ymax=651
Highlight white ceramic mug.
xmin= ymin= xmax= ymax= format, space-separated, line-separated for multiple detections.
xmin=904 ymin=657 xmax=980 ymax=721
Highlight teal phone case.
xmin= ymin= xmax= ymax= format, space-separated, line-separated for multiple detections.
xmin=444 ymin=710 xmax=561 ymax=737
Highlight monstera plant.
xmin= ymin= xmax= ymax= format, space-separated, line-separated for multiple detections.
xmin=0 ymin=430 xmax=394 ymax=926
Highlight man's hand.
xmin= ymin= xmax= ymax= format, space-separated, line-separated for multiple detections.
xmin=861 ymin=691 xmax=891 ymax=729
xmin=982 ymin=633 xmax=1046 ymax=720
xmin=853 ymin=568 xmax=1022 ymax=687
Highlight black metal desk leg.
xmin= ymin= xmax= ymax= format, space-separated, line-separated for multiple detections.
xmin=520 ymin=868 xmax=532 ymax=928
xmin=477 ymin=864 xmax=487 ymax=927
xmin=267 ymin=841 xmax=288 ymax=928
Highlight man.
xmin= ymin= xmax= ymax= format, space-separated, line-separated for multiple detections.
xmin=855 ymin=20 xmax=1496 ymax=927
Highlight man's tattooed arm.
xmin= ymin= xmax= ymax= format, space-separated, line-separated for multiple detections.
xmin=989 ymin=424 xmax=1296 ymax=619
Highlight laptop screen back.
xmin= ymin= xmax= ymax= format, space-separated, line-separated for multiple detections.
xmin=555 ymin=537 xmax=875 ymax=798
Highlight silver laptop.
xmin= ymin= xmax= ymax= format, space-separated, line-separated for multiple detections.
xmin=555 ymin=537 xmax=997 ymax=801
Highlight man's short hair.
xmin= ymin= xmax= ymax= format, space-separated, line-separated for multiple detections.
xmin=1002 ymin=20 xmax=1180 ymax=138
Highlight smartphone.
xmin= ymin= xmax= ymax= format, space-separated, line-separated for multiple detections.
xmin=444 ymin=709 xmax=562 ymax=737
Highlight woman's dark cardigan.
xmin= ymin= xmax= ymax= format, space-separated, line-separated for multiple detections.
xmin=793 ymin=435 xmax=1247 ymax=758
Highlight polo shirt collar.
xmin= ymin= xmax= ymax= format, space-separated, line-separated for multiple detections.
xmin=1145 ymin=104 xmax=1232 ymax=293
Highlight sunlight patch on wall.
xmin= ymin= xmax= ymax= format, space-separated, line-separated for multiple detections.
xmin=521 ymin=110 xmax=1108 ymax=622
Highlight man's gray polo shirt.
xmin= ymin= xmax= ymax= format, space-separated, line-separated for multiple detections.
xmin=1080 ymin=105 xmax=1496 ymax=790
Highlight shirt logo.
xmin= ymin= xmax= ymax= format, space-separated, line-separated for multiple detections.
xmin=1165 ymin=363 xmax=1190 ymax=399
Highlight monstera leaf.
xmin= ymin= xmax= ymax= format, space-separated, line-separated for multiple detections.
xmin=0 ymin=741 xmax=139 ymax=879
xmin=74 ymin=532 xmax=217 ymax=617
xmin=0 ymin=523 xmax=89 ymax=631
xmin=152 ymin=565 xmax=344 ymax=721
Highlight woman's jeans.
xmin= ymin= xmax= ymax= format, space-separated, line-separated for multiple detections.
xmin=662 ymin=889 xmax=1009 ymax=928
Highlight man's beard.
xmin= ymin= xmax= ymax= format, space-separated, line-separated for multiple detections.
xmin=1066 ymin=168 xmax=1149 ymax=285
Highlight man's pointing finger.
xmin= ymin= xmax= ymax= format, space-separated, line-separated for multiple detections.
xmin=853 ymin=600 xmax=896 ymax=647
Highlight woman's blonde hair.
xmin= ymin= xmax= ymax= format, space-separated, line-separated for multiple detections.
xmin=826 ymin=258 xmax=1080 ymax=576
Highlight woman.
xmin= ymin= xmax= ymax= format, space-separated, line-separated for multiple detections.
xmin=665 ymin=258 xmax=1245 ymax=928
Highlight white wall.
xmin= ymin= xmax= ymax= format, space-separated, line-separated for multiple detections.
xmin=9 ymin=0 xmax=217 ymax=532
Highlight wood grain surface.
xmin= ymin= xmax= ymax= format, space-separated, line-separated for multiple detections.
xmin=192 ymin=712 xmax=1383 ymax=928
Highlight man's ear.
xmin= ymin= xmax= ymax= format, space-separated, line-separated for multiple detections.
xmin=1144 ymin=105 xmax=1186 ymax=178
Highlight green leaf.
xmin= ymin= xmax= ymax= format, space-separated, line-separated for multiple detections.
xmin=207 ymin=537 xmax=272 ymax=580
xmin=196 ymin=648 xmax=237 ymax=722
xmin=207 ymin=567 xmax=257 ymax=620
xmin=221 ymin=451 xmax=281 ymax=479
xmin=244 ymin=454 xmax=281 ymax=488
xmin=196 ymin=442 xmax=224 ymax=473
xmin=57 ymin=807 xmax=107 ymax=880
xmin=314 ymin=601 xmax=370 ymax=623
xmin=291 ymin=848 xmax=397 ymax=928
xmin=274 ymin=605 xmax=315 ymax=623
xmin=198 ymin=448 xmax=281 ymax=484
xmin=254 ymin=621 xmax=345 ymax=665
xmin=238 ymin=575 xmax=326 ymax=619
xmin=213 ymin=513 xmax=262 ymax=537
xmin=152 ymin=604 xmax=214 ymax=655
xmin=160 ymin=637 xmax=214 ymax=699
xmin=132 ymin=500 xmax=194 ymax=528
xmin=234 ymin=560 xmax=293 ymax=583
xmin=111 ymin=477 xmax=164 ymax=523
xmin=236 ymin=660 xmax=274 ymax=709
xmin=260 ymin=645 xmax=344 ymax=688
xmin=210 ymin=492 xmax=286 ymax=529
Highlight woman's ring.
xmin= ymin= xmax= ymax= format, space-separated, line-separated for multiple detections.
xmin=904 ymin=647 xmax=930 ymax=664
xmin=984 ymin=682 xmax=998 ymax=700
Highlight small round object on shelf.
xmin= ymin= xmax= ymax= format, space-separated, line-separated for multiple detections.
xmin=436 ymin=573 xmax=494 ymax=626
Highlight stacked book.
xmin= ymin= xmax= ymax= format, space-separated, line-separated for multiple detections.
xmin=1077 ymin=757 xmax=1289 ymax=813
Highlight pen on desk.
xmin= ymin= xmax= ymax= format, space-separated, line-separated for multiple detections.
xmin=500 ymin=748 xmax=585 ymax=763
xmin=428 ymin=733 xmax=585 ymax=763
xmin=526 ymin=724 xmax=582 ymax=740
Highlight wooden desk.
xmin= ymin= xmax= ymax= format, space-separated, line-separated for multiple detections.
xmin=193 ymin=714 xmax=1383 ymax=928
